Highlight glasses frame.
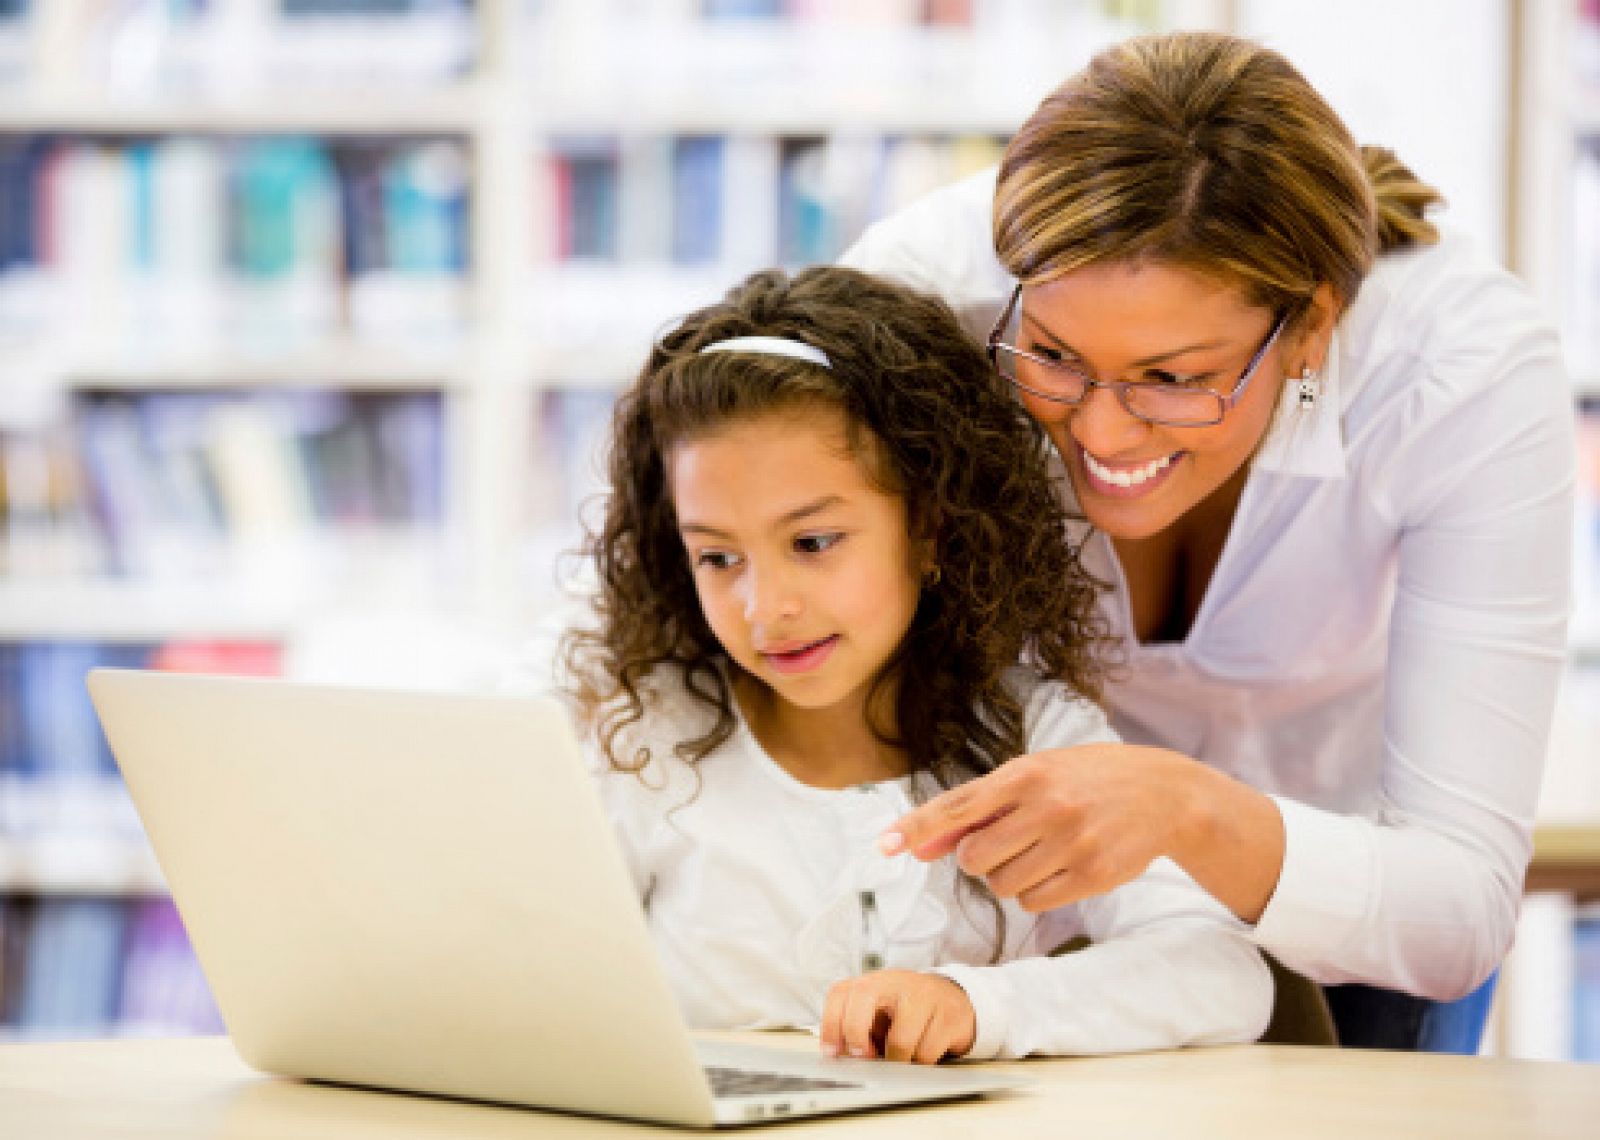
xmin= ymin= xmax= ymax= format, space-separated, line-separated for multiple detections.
xmin=986 ymin=284 xmax=1287 ymax=428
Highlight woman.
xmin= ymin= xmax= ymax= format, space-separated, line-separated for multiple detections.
xmin=842 ymin=31 xmax=1574 ymax=1050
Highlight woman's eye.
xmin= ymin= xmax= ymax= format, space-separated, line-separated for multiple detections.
xmin=1145 ymin=369 xmax=1210 ymax=387
xmin=695 ymin=550 xmax=741 ymax=571
xmin=1027 ymin=342 xmax=1066 ymax=364
xmin=795 ymin=532 xmax=843 ymax=555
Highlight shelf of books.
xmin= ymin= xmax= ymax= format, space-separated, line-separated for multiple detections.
xmin=0 ymin=0 xmax=484 ymax=1042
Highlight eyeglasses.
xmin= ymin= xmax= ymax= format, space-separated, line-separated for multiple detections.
xmin=986 ymin=284 xmax=1286 ymax=428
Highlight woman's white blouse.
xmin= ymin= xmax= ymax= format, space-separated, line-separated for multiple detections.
xmin=842 ymin=168 xmax=1577 ymax=1000
xmin=580 ymin=669 xmax=1270 ymax=1058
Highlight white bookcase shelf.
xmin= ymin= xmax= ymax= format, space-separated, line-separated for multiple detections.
xmin=0 ymin=836 xmax=165 ymax=897
xmin=0 ymin=90 xmax=483 ymax=135
xmin=64 ymin=344 xmax=471 ymax=391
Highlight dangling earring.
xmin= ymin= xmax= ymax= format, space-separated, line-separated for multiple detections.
xmin=1296 ymin=364 xmax=1323 ymax=410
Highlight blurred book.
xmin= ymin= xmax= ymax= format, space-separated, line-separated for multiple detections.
xmin=1576 ymin=903 xmax=1600 ymax=1062
xmin=549 ymin=137 xmax=620 ymax=262
xmin=16 ymin=897 xmax=128 ymax=1037
xmin=672 ymin=137 xmax=724 ymax=265
xmin=116 ymin=896 xmax=224 ymax=1037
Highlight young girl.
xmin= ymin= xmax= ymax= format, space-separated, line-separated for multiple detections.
xmin=556 ymin=266 xmax=1271 ymax=1063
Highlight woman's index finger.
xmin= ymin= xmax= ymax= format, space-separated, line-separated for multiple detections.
xmin=878 ymin=776 xmax=1015 ymax=861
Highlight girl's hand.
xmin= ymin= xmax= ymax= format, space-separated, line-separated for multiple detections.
xmin=878 ymin=743 xmax=1203 ymax=912
xmin=819 ymin=971 xmax=976 ymax=1064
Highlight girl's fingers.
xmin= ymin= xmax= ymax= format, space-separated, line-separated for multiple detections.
xmin=840 ymin=984 xmax=895 ymax=1059
xmin=818 ymin=983 xmax=847 ymax=1057
xmin=916 ymin=1010 xmax=959 ymax=1065
xmin=881 ymin=999 xmax=934 ymax=1064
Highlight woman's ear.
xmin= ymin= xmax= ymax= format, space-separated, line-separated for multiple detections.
xmin=1295 ymin=283 xmax=1342 ymax=374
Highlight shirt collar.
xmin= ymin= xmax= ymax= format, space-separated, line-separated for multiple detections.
xmin=1249 ymin=328 xmax=1347 ymax=478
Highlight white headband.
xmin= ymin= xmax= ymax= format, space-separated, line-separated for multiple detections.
xmin=697 ymin=336 xmax=831 ymax=369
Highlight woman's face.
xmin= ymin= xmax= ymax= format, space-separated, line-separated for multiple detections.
xmin=1013 ymin=261 xmax=1306 ymax=541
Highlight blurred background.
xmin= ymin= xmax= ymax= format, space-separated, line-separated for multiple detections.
xmin=0 ymin=0 xmax=1594 ymax=1061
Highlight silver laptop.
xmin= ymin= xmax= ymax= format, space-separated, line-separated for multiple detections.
xmin=86 ymin=668 xmax=1027 ymax=1128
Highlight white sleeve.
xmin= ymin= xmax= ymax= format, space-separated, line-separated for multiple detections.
xmin=1253 ymin=287 xmax=1575 ymax=999
xmin=838 ymin=166 xmax=1015 ymax=343
xmin=934 ymin=859 xmax=1272 ymax=1058
xmin=930 ymin=679 xmax=1272 ymax=1058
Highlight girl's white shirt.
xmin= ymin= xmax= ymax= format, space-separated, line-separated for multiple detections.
xmin=840 ymin=167 xmax=1577 ymax=1000
xmin=536 ymin=663 xmax=1271 ymax=1059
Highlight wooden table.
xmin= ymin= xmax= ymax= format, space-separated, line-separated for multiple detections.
xmin=1 ymin=1035 xmax=1597 ymax=1138
xmin=1527 ymin=825 xmax=1600 ymax=900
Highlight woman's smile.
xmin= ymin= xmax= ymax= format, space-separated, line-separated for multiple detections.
xmin=1079 ymin=445 xmax=1186 ymax=499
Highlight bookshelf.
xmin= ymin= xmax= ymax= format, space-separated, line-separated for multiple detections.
xmin=1481 ymin=0 xmax=1600 ymax=1064
xmin=1515 ymin=0 xmax=1600 ymax=391
xmin=1519 ymin=0 xmax=1600 ymax=854
xmin=0 ymin=0 xmax=492 ymax=1041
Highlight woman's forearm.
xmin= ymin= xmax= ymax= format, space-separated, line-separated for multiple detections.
xmin=1172 ymin=761 xmax=1287 ymax=925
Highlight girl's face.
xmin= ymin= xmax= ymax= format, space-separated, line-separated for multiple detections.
xmin=669 ymin=406 xmax=925 ymax=719
xmin=1014 ymin=261 xmax=1309 ymax=541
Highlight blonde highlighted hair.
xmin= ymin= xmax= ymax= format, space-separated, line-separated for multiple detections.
xmin=994 ymin=32 xmax=1442 ymax=329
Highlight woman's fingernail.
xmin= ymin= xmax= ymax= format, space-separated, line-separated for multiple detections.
xmin=821 ymin=1041 xmax=839 ymax=1057
xmin=878 ymin=830 xmax=904 ymax=855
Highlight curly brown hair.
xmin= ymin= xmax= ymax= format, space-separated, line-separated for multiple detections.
xmin=564 ymin=266 xmax=1107 ymax=790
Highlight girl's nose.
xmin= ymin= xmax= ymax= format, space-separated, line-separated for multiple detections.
xmin=741 ymin=562 xmax=802 ymax=625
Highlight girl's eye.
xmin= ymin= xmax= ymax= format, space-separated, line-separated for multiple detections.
xmin=694 ymin=549 xmax=742 ymax=571
xmin=1027 ymin=342 xmax=1067 ymax=364
xmin=794 ymin=532 xmax=843 ymax=555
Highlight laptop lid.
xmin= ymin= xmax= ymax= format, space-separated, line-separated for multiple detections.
xmin=87 ymin=669 xmax=1023 ymax=1127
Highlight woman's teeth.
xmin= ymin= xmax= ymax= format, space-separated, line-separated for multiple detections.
xmin=1083 ymin=450 xmax=1178 ymax=488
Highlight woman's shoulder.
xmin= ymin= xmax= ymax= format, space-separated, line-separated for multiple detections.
xmin=1343 ymin=227 xmax=1561 ymax=395
xmin=837 ymin=166 xmax=1011 ymax=341
xmin=1332 ymin=228 xmax=1572 ymax=522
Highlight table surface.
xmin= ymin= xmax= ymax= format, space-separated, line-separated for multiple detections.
xmin=2 ymin=1034 xmax=1598 ymax=1139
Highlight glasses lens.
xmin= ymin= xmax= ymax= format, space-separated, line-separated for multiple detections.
xmin=993 ymin=345 xmax=1090 ymax=401
xmin=1121 ymin=385 xmax=1223 ymax=426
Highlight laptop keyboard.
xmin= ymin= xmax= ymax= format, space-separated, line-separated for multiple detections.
xmin=704 ymin=1065 xmax=863 ymax=1097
